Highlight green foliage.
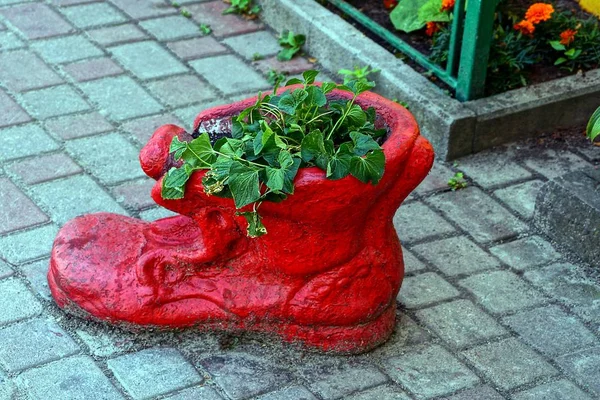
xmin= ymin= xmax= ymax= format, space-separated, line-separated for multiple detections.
xmin=199 ymin=24 xmax=212 ymax=35
xmin=587 ymin=106 xmax=600 ymax=142
xmin=252 ymin=52 xmax=263 ymax=61
xmin=448 ymin=172 xmax=467 ymax=191
xmin=266 ymin=69 xmax=287 ymax=87
xmin=180 ymin=8 xmax=192 ymax=18
xmin=390 ymin=0 xmax=430 ymax=32
xmin=171 ymin=1 xmax=180 ymax=8
xmin=277 ymin=30 xmax=306 ymax=61
xmin=161 ymin=70 xmax=385 ymax=237
xmin=338 ymin=65 xmax=380 ymax=85
xmin=222 ymin=0 xmax=261 ymax=17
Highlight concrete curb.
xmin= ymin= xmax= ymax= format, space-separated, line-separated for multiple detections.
xmin=258 ymin=0 xmax=600 ymax=160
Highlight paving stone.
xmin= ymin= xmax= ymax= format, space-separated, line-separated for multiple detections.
xmin=112 ymin=178 xmax=156 ymax=210
xmin=166 ymin=36 xmax=228 ymax=60
xmin=257 ymin=385 xmax=316 ymax=400
xmin=190 ymin=54 xmax=270 ymax=95
xmin=20 ymin=258 xmax=52 ymax=300
xmin=524 ymin=149 xmax=593 ymax=179
xmin=416 ymin=299 xmax=507 ymax=348
xmin=122 ymin=113 xmax=184 ymax=145
xmin=0 ymin=89 xmax=30 ymax=127
xmin=383 ymin=344 xmax=479 ymax=399
xmin=402 ymin=247 xmax=426 ymax=274
xmin=110 ymin=41 xmax=187 ymax=80
xmin=0 ymin=318 xmax=79 ymax=372
xmin=460 ymin=270 xmax=546 ymax=314
xmin=556 ymin=347 xmax=600 ymax=397
xmin=253 ymin=56 xmax=316 ymax=75
xmin=60 ymin=3 xmax=127 ymax=28
xmin=301 ymin=360 xmax=388 ymax=400
xmin=0 ymin=3 xmax=73 ymax=39
xmin=524 ymin=263 xmax=600 ymax=326
xmin=412 ymin=236 xmax=500 ymax=276
xmin=345 ymin=385 xmax=410 ymax=400
xmin=0 ymin=30 xmax=25 ymax=50
xmin=0 ymin=224 xmax=58 ymax=264
xmin=108 ymin=348 xmax=203 ymax=400
xmin=0 ymin=260 xmax=14 ymax=280
xmin=140 ymin=15 xmax=201 ymax=41
xmin=75 ymin=327 xmax=136 ymax=357
xmin=428 ymin=187 xmax=528 ymax=243
xmin=30 ymin=174 xmax=127 ymax=224
xmin=63 ymin=57 xmax=124 ymax=82
xmin=0 ymin=124 xmax=59 ymax=161
xmin=503 ymin=305 xmax=597 ymax=357
xmin=0 ymin=278 xmax=42 ymax=326
xmin=109 ymin=0 xmax=175 ymax=19
xmin=19 ymin=85 xmax=90 ymax=119
xmin=372 ymin=313 xmax=432 ymax=359
xmin=0 ymin=370 xmax=14 ymax=400
xmin=201 ymin=353 xmax=292 ymax=400
xmin=87 ymin=23 xmax=147 ymax=46
xmin=163 ymin=386 xmax=224 ymax=400
xmin=397 ymin=272 xmax=460 ymax=308
xmin=493 ymin=179 xmax=544 ymax=219
xmin=18 ymin=356 xmax=123 ymax=400
xmin=440 ymin=385 xmax=504 ymax=400
xmin=146 ymin=75 xmax=217 ymax=108
xmin=462 ymin=338 xmax=557 ymax=391
xmin=512 ymin=379 xmax=592 ymax=400
xmin=223 ymin=31 xmax=281 ymax=60
xmin=45 ymin=111 xmax=114 ymax=140
xmin=414 ymin=162 xmax=455 ymax=195
xmin=80 ymin=76 xmax=163 ymax=121
xmin=65 ymin=133 xmax=145 ymax=185
xmin=31 ymin=35 xmax=103 ymax=64
xmin=187 ymin=1 xmax=263 ymax=37
xmin=7 ymin=153 xmax=82 ymax=185
xmin=0 ymin=50 xmax=63 ymax=92
xmin=0 ymin=177 xmax=48 ymax=234
xmin=139 ymin=207 xmax=177 ymax=221
xmin=51 ymin=0 xmax=98 ymax=5
xmin=393 ymin=202 xmax=456 ymax=243
xmin=489 ymin=235 xmax=561 ymax=270
xmin=458 ymin=149 xmax=532 ymax=188
xmin=174 ymin=100 xmax=224 ymax=130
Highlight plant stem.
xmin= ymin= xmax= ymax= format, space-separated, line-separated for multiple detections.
xmin=327 ymin=95 xmax=357 ymax=140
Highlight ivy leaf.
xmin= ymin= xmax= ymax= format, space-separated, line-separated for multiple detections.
xmin=587 ymin=106 xmax=600 ymax=142
xmin=350 ymin=149 xmax=385 ymax=184
xmin=345 ymin=80 xmax=375 ymax=95
xmin=418 ymin=0 xmax=451 ymax=24
xmin=282 ymin=157 xmax=301 ymax=194
xmin=390 ymin=0 xmax=429 ymax=32
xmin=285 ymin=78 xmax=303 ymax=86
xmin=211 ymin=156 xmax=234 ymax=181
xmin=277 ymin=47 xmax=299 ymax=61
xmin=237 ymin=211 xmax=267 ymax=238
xmin=169 ymin=136 xmax=188 ymax=160
xmin=184 ymin=132 xmax=215 ymax=167
xmin=300 ymin=129 xmax=326 ymax=162
xmin=161 ymin=181 xmax=185 ymax=199
xmin=219 ymin=138 xmax=245 ymax=157
xmin=231 ymin=120 xmax=244 ymax=139
xmin=321 ymin=82 xmax=337 ymax=94
xmin=549 ymin=40 xmax=566 ymax=51
xmin=228 ymin=162 xmax=261 ymax=208
xmin=302 ymin=70 xmax=319 ymax=85
xmin=350 ymin=131 xmax=381 ymax=156
xmin=305 ymin=86 xmax=327 ymax=107
xmin=265 ymin=166 xmax=286 ymax=191
xmin=346 ymin=104 xmax=367 ymax=128
xmin=163 ymin=167 xmax=190 ymax=188
xmin=327 ymin=143 xmax=354 ymax=180
xmin=278 ymin=89 xmax=308 ymax=114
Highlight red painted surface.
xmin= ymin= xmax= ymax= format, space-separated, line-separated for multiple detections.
xmin=48 ymin=87 xmax=434 ymax=353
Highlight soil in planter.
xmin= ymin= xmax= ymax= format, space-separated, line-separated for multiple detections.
xmin=321 ymin=0 xmax=599 ymax=97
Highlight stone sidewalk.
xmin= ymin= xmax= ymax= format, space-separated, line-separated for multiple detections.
xmin=0 ymin=0 xmax=599 ymax=399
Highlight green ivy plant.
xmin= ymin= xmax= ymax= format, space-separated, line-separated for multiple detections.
xmin=222 ymin=0 xmax=261 ymax=17
xmin=338 ymin=65 xmax=380 ymax=85
xmin=277 ymin=30 xmax=306 ymax=61
xmin=161 ymin=70 xmax=386 ymax=237
xmin=587 ymin=106 xmax=600 ymax=143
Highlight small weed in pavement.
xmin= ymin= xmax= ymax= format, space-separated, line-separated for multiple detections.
xmin=252 ymin=52 xmax=264 ymax=61
xmin=199 ymin=24 xmax=212 ymax=35
xmin=448 ymin=172 xmax=467 ymax=191
xmin=278 ymin=30 xmax=306 ymax=61
xmin=222 ymin=0 xmax=261 ymax=19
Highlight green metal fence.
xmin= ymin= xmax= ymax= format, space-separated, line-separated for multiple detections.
xmin=326 ymin=0 xmax=500 ymax=101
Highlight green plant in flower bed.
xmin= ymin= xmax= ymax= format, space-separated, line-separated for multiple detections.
xmin=161 ymin=70 xmax=386 ymax=237
xmin=587 ymin=106 xmax=600 ymax=143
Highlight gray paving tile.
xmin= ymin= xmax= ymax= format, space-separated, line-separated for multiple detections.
xmin=0 ymin=30 xmax=25 ymax=50
xmin=0 ymin=124 xmax=60 ymax=161
xmin=440 ymin=385 xmax=504 ymax=400
xmin=112 ymin=179 xmax=156 ymax=210
xmin=412 ymin=236 xmax=500 ymax=276
xmin=223 ymin=31 xmax=281 ymax=60
xmin=166 ymin=36 xmax=228 ymax=60
xmin=556 ymin=347 xmax=600 ymax=397
xmin=0 ymin=177 xmax=48 ymax=235
xmin=504 ymin=305 xmax=598 ymax=357
xmin=121 ymin=113 xmax=183 ymax=145
xmin=0 ymin=89 xmax=30 ymax=128
xmin=402 ymin=247 xmax=426 ymax=274
xmin=0 ymin=50 xmax=63 ymax=92
xmin=44 ymin=111 xmax=114 ymax=140
xmin=201 ymin=353 xmax=291 ymax=400
xmin=163 ymin=386 xmax=224 ymax=400
xmin=110 ymin=41 xmax=187 ymax=80
xmin=63 ymin=57 xmax=124 ymax=82
xmin=414 ymin=162 xmax=455 ymax=195
xmin=301 ymin=360 xmax=388 ymax=400
xmin=0 ymin=371 xmax=14 ymax=400
xmin=87 ymin=23 xmax=147 ymax=46
xmin=428 ymin=187 xmax=528 ymax=243
xmin=512 ymin=379 xmax=592 ymax=400
xmin=19 ymin=85 xmax=90 ymax=119
xmin=31 ymin=35 xmax=103 ymax=64
xmin=460 ymin=270 xmax=546 ymax=314
xmin=7 ymin=152 xmax=82 ymax=185
xmin=393 ymin=202 xmax=456 ymax=243
xmin=108 ymin=348 xmax=202 ymax=400
xmin=145 ymin=75 xmax=217 ymax=108
xmin=109 ymin=0 xmax=175 ymax=19
xmin=80 ymin=76 xmax=163 ymax=121
xmin=416 ymin=299 xmax=507 ymax=348
xmin=383 ymin=344 xmax=479 ymax=399
xmin=186 ymin=1 xmax=262 ymax=38
xmin=372 ymin=314 xmax=432 ymax=359
xmin=398 ymin=272 xmax=460 ymax=308
xmin=139 ymin=207 xmax=177 ymax=221
xmin=190 ymin=55 xmax=270 ymax=95
xmin=458 ymin=148 xmax=532 ymax=188
xmin=0 ymin=3 xmax=73 ymax=39
xmin=20 ymin=258 xmax=52 ymax=300
xmin=345 ymin=385 xmax=410 ymax=400
xmin=17 ymin=356 xmax=123 ymax=400
xmin=75 ymin=327 xmax=136 ymax=357
xmin=140 ymin=15 xmax=201 ymax=41
xmin=65 ymin=133 xmax=145 ymax=185
xmin=174 ymin=100 xmax=224 ymax=130
xmin=60 ymin=3 xmax=127 ymax=28
xmin=524 ymin=149 xmax=593 ymax=179
xmin=0 ymin=260 xmax=14 ymax=279
xmin=462 ymin=338 xmax=558 ymax=391
xmin=489 ymin=235 xmax=561 ymax=270
xmin=0 ymin=278 xmax=42 ymax=326
xmin=0 ymin=224 xmax=58 ymax=264
xmin=493 ymin=179 xmax=544 ymax=219
xmin=30 ymin=174 xmax=127 ymax=225
xmin=0 ymin=318 xmax=79 ymax=372
xmin=257 ymin=385 xmax=316 ymax=400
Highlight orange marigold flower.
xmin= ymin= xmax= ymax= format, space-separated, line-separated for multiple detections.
xmin=559 ymin=29 xmax=577 ymax=45
xmin=525 ymin=3 xmax=554 ymax=24
xmin=425 ymin=21 xmax=440 ymax=36
xmin=514 ymin=20 xmax=535 ymax=36
xmin=441 ymin=0 xmax=455 ymax=12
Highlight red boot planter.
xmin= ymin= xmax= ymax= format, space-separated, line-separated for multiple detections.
xmin=49 ymin=81 xmax=434 ymax=353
